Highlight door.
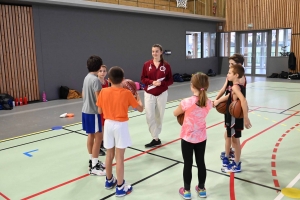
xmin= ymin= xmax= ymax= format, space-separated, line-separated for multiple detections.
xmin=238 ymin=32 xmax=268 ymax=75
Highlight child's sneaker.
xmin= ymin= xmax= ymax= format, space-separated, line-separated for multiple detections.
xmin=179 ymin=187 xmax=191 ymax=199
xmin=222 ymin=156 xmax=230 ymax=167
xmin=220 ymin=151 xmax=235 ymax=161
xmin=115 ymin=180 xmax=132 ymax=197
xmin=195 ymin=186 xmax=207 ymax=198
xmin=105 ymin=175 xmax=117 ymax=189
xmin=90 ymin=161 xmax=106 ymax=176
xmin=89 ymin=160 xmax=105 ymax=173
xmin=222 ymin=161 xmax=242 ymax=173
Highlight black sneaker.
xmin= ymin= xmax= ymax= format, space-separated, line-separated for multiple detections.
xmin=99 ymin=149 xmax=106 ymax=156
xmin=145 ymin=139 xmax=161 ymax=148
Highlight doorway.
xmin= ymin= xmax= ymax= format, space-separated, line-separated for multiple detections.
xmin=237 ymin=32 xmax=268 ymax=75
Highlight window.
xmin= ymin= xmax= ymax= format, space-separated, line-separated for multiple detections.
xmin=219 ymin=32 xmax=236 ymax=57
xmin=271 ymin=29 xmax=291 ymax=56
xmin=186 ymin=32 xmax=201 ymax=59
xmin=203 ymin=32 xmax=216 ymax=57
xmin=220 ymin=33 xmax=229 ymax=57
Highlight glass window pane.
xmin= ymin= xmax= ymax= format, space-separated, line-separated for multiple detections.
xmin=186 ymin=32 xmax=201 ymax=59
xmin=271 ymin=30 xmax=276 ymax=56
xmin=210 ymin=33 xmax=216 ymax=57
xmin=230 ymin=32 xmax=236 ymax=55
xmin=220 ymin=33 xmax=229 ymax=57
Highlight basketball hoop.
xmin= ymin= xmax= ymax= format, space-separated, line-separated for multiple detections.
xmin=176 ymin=0 xmax=187 ymax=9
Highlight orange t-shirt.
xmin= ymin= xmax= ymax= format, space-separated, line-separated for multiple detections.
xmin=96 ymin=87 xmax=139 ymax=122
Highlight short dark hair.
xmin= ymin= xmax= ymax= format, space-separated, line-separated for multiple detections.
xmin=108 ymin=66 xmax=124 ymax=84
xmin=87 ymin=55 xmax=103 ymax=72
xmin=230 ymin=64 xmax=244 ymax=78
xmin=229 ymin=53 xmax=244 ymax=65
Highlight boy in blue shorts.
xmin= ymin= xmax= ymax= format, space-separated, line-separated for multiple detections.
xmin=82 ymin=55 xmax=106 ymax=176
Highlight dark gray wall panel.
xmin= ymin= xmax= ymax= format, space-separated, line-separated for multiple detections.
xmin=33 ymin=5 xmax=218 ymax=100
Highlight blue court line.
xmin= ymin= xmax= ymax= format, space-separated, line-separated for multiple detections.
xmin=23 ymin=149 xmax=39 ymax=157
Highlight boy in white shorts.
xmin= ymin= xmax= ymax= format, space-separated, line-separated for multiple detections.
xmin=96 ymin=66 xmax=143 ymax=197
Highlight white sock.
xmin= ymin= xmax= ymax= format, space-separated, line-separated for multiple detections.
xmin=89 ymin=154 xmax=92 ymax=160
xmin=92 ymin=158 xmax=98 ymax=167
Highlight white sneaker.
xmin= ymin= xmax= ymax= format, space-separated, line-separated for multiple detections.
xmin=90 ymin=162 xmax=106 ymax=176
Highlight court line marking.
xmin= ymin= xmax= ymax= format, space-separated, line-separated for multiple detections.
xmin=0 ymin=92 xmax=219 ymax=143
xmin=0 ymin=192 xmax=10 ymax=200
xmin=271 ymin=123 xmax=300 ymax=190
xmin=20 ymin=121 xmax=223 ymax=199
xmin=100 ymin=163 xmax=180 ymax=200
xmin=274 ymin=173 xmax=300 ymax=200
xmin=229 ymin=111 xmax=300 ymax=200
xmin=127 ymin=147 xmax=280 ymax=192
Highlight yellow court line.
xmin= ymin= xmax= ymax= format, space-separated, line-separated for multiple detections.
xmin=0 ymin=129 xmax=52 ymax=142
xmin=0 ymin=90 xmax=220 ymax=143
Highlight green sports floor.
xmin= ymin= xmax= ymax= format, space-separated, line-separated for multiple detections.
xmin=0 ymin=76 xmax=300 ymax=200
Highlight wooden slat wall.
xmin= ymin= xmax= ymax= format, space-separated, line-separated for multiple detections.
xmin=0 ymin=4 xmax=39 ymax=101
xmin=220 ymin=0 xmax=300 ymax=72
xmin=89 ymin=0 xmax=226 ymax=17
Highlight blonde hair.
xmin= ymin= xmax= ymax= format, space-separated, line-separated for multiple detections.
xmin=191 ymin=72 xmax=209 ymax=107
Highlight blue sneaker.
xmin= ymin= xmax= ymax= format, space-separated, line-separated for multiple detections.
xmin=222 ymin=156 xmax=230 ymax=167
xmin=179 ymin=187 xmax=191 ymax=199
xmin=195 ymin=186 xmax=207 ymax=198
xmin=115 ymin=180 xmax=132 ymax=197
xmin=222 ymin=161 xmax=242 ymax=173
xmin=105 ymin=175 xmax=117 ymax=189
xmin=220 ymin=150 xmax=235 ymax=161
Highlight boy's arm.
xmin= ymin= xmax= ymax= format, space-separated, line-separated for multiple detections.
xmin=135 ymin=93 xmax=144 ymax=112
xmin=173 ymin=103 xmax=184 ymax=116
xmin=213 ymin=93 xmax=229 ymax=107
xmin=232 ymin=85 xmax=252 ymax=129
xmin=95 ymin=91 xmax=100 ymax=102
xmin=215 ymin=79 xmax=227 ymax=100
xmin=98 ymin=107 xmax=102 ymax=114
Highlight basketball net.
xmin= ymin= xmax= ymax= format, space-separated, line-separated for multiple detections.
xmin=176 ymin=0 xmax=187 ymax=9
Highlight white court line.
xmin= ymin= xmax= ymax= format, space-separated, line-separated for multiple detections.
xmin=274 ymin=172 xmax=300 ymax=200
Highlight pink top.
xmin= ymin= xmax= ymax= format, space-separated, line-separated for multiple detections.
xmin=180 ymin=96 xmax=212 ymax=143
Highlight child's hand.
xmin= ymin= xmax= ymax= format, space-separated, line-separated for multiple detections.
xmin=244 ymin=117 xmax=252 ymax=129
xmin=213 ymin=100 xmax=219 ymax=107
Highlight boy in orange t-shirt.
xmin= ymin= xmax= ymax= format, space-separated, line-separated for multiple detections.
xmin=96 ymin=66 xmax=143 ymax=197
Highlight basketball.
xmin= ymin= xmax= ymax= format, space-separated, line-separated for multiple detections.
xmin=177 ymin=113 xmax=185 ymax=126
xmin=229 ymin=100 xmax=243 ymax=118
xmin=216 ymin=101 xmax=227 ymax=114
xmin=121 ymin=79 xmax=137 ymax=99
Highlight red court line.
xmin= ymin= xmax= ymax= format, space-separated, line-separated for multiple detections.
xmin=270 ymin=122 xmax=299 ymax=190
xmin=273 ymin=179 xmax=280 ymax=188
xmin=21 ymin=121 xmax=224 ymax=199
xmin=230 ymin=111 xmax=299 ymax=200
xmin=229 ymin=173 xmax=235 ymax=200
xmin=0 ymin=192 xmax=10 ymax=200
xmin=241 ymin=111 xmax=299 ymax=148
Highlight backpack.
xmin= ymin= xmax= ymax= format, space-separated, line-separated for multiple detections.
xmin=207 ymin=69 xmax=216 ymax=77
xmin=59 ymin=86 xmax=69 ymax=99
xmin=279 ymin=71 xmax=289 ymax=79
xmin=173 ymin=73 xmax=184 ymax=82
xmin=0 ymin=93 xmax=14 ymax=110
xmin=181 ymin=73 xmax=192 ymax=81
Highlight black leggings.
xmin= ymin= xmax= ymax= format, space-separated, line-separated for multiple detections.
xmin=181 ymin=139 xmax=206 ymax=190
